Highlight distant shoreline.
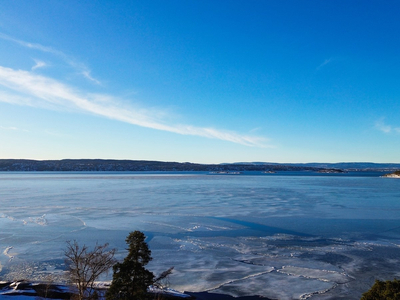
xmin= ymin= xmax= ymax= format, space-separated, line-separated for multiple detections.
xmin=0 ymin=159 xmax=400 ymax=172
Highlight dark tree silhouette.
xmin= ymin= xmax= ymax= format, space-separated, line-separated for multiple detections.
xmin=106 ymin=231 xmax=155 ymax=300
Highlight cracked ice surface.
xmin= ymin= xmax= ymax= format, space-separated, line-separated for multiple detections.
xmin=1 ymin=172 xmax=400 ymax=299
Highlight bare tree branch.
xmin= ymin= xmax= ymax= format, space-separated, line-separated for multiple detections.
xmin=153 ymin=267 xmax=174 ymax=289
xmin=65 ymin=241 xmax=116 ymax=300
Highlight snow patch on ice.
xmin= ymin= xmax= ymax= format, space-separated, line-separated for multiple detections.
xmin=148 ymin=286 xmax=191 ymax=298
xmin=0 ymin=214 xmax=15 ymax=221
xmin=3 ymin=247 xmax=14 ymax=261
xmin=27 ymin=215 xmax=47 ymax=226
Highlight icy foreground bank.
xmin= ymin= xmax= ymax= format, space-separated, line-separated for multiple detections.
xmin=1 ymin=172 xmax=400 ymax=299
xmin=0 ymin=281 xmax=195 ymax=299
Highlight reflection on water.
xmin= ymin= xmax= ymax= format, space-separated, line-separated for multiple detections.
xmin=0 ymin=172 xmax=400 ymax=299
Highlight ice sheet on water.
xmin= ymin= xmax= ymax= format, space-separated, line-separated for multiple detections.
xmin=2 ymin=173 xmax=400 ymax=299
xmin=1 ymin=212 xmax=85 ymax=230
xmin=211 ymin=271 xmax=335 ymax=300
xmin=148 ymin=231 xmax=400 ymax=298
xmin=277 ymin=266 xmax=351 ymax=284
xmin=148 ymin=234 xmax=356 ymax=297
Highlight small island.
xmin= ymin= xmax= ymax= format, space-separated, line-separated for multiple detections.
xmin=381 ymin=170 xmax=400 ymax=178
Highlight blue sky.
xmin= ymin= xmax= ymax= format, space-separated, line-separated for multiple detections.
xmin=0 ymin=1 xmax=399 ymax=163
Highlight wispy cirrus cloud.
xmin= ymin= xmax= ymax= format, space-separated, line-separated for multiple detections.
xmin=0 ymin=126 xmax=18 ymax=130
xmin=0 ymin=125 xmax=29 ymax=132
xmin=0 ymin=32 xmax=62 ymax=55
xmin=81 ymin=70 xmax=100 ymax=84
xmin=375 ymin=118 xmax=400 ymax=134
xmin=32 ymin=59 xmax=47 ymax=70
xmin=316 ymin=58 xmax=333 ymax=71
xmin=0 ymin=32 xmax=100 ymax=84
xmin=0 ymin=66 xmax=269 ymax=147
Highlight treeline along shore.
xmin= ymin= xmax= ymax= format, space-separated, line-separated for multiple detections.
xmin=0 ymin=159 xmax=323 ymax=172
xmin=1 ymin=159 xmax=400 ymax=172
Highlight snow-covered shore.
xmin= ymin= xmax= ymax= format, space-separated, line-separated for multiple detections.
xmin=0 ymin=281 xmax=272 ymax=300
xmin=0 ymin=281 xmax=193 ymax=300
xmin=381 ymin=173 xmax=400 ymax=178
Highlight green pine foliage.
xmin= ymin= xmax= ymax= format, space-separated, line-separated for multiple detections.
xmin=361 ymin=279 xmax=400 ymax=300
xmin=106 ymin=231 xmax=155 ymax=300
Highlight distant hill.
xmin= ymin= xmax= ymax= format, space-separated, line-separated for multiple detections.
xmin=230 ymin=162 xmax=400 ymax=171
xmin=0 ymin=159 xmax=320 ymax=172
xmin=0 ymin=159 xmax=397 ymax=172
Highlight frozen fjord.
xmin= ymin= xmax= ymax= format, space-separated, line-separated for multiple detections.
xmin=1 ymin=172 xmax=400 ymax=299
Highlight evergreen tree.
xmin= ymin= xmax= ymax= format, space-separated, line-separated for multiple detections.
xmin=106 ymin=231 xmax=154 ymax=300
xmin=361 ymin=279 xmax=400 ymax=300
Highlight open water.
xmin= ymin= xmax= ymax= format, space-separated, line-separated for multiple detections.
xmin=0 ymin=171 xmax=400 ymax=299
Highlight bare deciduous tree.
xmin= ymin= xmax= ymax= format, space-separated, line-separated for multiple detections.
xmin=65 ymin=240 xmax=116 ymax=300
xmin=153 ymin=267 xmax=174 ymax=290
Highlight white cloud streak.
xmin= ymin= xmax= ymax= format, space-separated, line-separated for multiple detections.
xmin=316 ymin=58 xmax=333 ymax=71
xmin=0 ymin=126 xmax=18 ymax=130
xmin=0 ymin=125 xmax=29 ymax=132
xmin=32 ymin=59 xmax=47 ymax=70
xmin=0 ymin=33 xmax=100 ymax=84
xmin=0 ymin=66 xmax=269 ymax=147
xmin=375 ymin=119 xmax=400 ymax=134
xmin=0 ymin=32 xmax=61 ymax=55
xmin=81 ymin=70 xmax=100 ymax=84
